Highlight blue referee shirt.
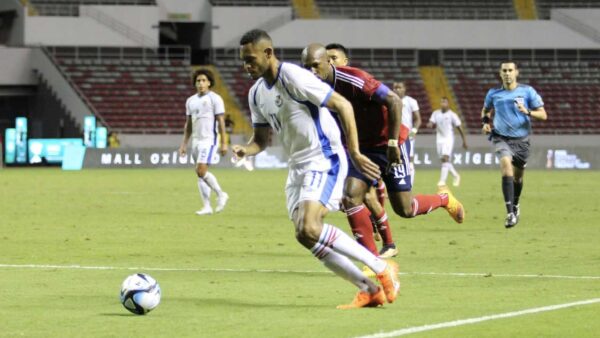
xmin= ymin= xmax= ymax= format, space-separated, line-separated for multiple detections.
xmin=484 ymin=84 xmax=544 ymax=138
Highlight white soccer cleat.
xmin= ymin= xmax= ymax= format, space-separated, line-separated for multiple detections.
xmin=215 ymin=192 xmax=229 ymax=213
xmin=453 ymin=175 xmax=461 ymax=187
xmin=195 ymin=207 xmax=213 ymax=216
xmin=505 ymin=212 xmax=517 ymax=228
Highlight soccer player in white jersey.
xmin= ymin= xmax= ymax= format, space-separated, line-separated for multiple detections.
xmin=393 ymin=81 xmax=421 ymax=186
xmin=233 ymin=29 xmax=399 ymax=309
xmin=427 ymin=97 xmax=468 ymax=187
xmin=179 ymin=69 xmax=229 ymax=215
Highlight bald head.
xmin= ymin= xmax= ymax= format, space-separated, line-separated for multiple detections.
xmin=301 ymin=43 xmax=330 ymax=81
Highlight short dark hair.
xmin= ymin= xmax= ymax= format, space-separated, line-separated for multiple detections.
xmin=500 ymin=60 xmax=518 ymax=69
xmin=441 ymin=96 xmax=449 ymax=101
xmin=240 ymin=29 xmax=272 ymax=45
xmin=191 ymin=68 xmax=215 ymax=88
xmin=325 ymin=43 xmax=348 ymax=56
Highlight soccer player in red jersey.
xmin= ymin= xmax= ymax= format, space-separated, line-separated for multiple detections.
xmin=326 ymin=43 xmax=395 ymax=257
xmin=302 ymin=44 xmax=465 ymax=268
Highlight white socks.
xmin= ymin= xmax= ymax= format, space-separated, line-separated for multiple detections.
xmin=312 ymin=224 xmax=387 ymax=274
xmin=316 ymin=247 xmax=373 ymax=292
xmin=201 ymin=171 xmax=224 ymax=197
xmin=448 ymin=162 xmax=459 ymax=178
xmin=440 ymin=162 xmax=450 ymax=184
xmin=197 ymin=178 xmax=211 ymax=207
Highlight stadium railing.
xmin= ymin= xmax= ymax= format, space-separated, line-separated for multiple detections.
xmin=46 ymin=45 xmax=191 ymax=63
xmin=27 ymin=0 xmax=157 ymax=16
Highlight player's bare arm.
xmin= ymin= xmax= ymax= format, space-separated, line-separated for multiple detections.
xmin=216 ymin=114 xmax=228 ymax=156
xmin=383 ymin=90 xmax=402 ymax=168
xmin=457 ymin=125 xmax=468 ymax=149
xmin=481 ymin=107 xmax=492 ymax=134
xmin=326 ymin=91 xmax=380 ymax=181
xmin=179 ymin=115 xmax=193 ymax=156
xmin=412 ymin=109 xmax=422 ymax=136
xmin=231 ymin=127 xmax=269 ymax=159
xmin=515 ymin=102 xmax=548 ymax=121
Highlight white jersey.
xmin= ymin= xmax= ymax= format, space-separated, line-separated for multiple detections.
xmin=185 ymin=91 xmax=225 ymax=145
xmin=429 ymin=109 xmax=461 ymax=141
xmin=401 ymin=95 xmax=419 ymax=130
xmin=249 ymin=62 xmax=343 ymax=170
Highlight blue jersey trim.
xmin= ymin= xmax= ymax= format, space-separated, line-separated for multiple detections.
xmin=319 ymin=154 xmax=340 ymax=206
xmin=280 ymin=78 xmax=335 ymax=159
xmin=253 ymin=122 xmax=270 ymax=128
xmin=265 ymin=63 xmax=283 ymax=90
xmin=320 ymin=88 xmax=334 ymax=107
xmin=373 ymin=84 xmax=390 ymax=103
xmin=206 ymin=145 xmax=216 ymax=164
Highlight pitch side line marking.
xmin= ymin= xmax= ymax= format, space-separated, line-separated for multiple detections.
xmin=0 ymin=264 xmax=599 ymax=280
xmin=355 ymin=298 xmax=600 ymax=338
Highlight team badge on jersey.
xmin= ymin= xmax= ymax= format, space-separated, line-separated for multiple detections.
xmin=275 ymin=95 xmax=283 ymax=107
xmin=514 ymin=96 xmax=525 ymax=106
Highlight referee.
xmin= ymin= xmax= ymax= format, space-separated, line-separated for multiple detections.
xmin=481 ymin=61 xmax=547 ymax=228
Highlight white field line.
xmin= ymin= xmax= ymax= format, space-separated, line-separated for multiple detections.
xmin=355 ymin=298 xmax=600 ymax=338
xmin=0 ymin=263 xmax=599 ymax=280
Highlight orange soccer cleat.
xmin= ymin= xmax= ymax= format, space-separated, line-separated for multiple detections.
xmin=336 ymin=287 xmax=386 ymax=310
xmin=376 ymin=260 xmax=400 ymax=303
xmin=438 ymin=186 xmax=465 ymax=224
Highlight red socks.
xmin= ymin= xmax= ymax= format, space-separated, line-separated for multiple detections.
xmin=411 ymin=194 xmax=448 ymax=216
xmin=345 ymin=205 xmax=378 ymax=255
xmin=376 ymin=180 xmax=386 ymax=207
xmin=374 ymin=211 xmax=394 ymax=245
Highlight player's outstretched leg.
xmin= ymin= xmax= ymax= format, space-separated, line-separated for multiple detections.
xmin=311 ymin=244 xmax=385 ymax=309
xmin=318 ymin=223 xmax=400 ymax=303
xmin=294 ymin=201 xmax=395 ymax=308
xmin=436 ymin=186 xmax=465 ymax=223
xmin=388 ymin=189 xmax=464 ymax=223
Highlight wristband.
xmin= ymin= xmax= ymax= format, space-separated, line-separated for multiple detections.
xmin=387 ymin=139 xmax=398 ymax=147
xmin=527 ymin=110 xmax=532 ymax=116
xmin=482 ymin=116 xmax=491 ymax=125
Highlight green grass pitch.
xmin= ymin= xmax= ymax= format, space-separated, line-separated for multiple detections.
xmin=0 ymin=168 xmax=599 ymax=337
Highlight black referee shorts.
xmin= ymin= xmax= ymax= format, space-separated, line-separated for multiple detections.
xmin=489 ymin=131 xmax=530 ymax=169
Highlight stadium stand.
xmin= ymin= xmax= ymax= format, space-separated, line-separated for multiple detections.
xmin=213 ymin=48 xmax=432 ymax=130
xmin=445 ymin=59 xmax=600 ymax=134
xmin=47 ymin=46 xmax=191 ymax=134
xmin=314 ymin=0 xmax=517 ymax=19
xmin=536 ymin=0 xmax=600 ymax=19
xmin=214 ymin=45 xmax=600 ymax=135
xmin=209 ymin=0 xmax=290 ymax=6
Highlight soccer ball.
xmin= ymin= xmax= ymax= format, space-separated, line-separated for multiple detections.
xmin=120 ymin=273 xmax=161 ymax=315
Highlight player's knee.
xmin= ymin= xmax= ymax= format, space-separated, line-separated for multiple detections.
xmin=294 ymin=219 xmax=321 ymax=246
xmin=389 ymin=199 xmax=412 ymax=218
xmin=196 ymin=165 xmax=208 ymax=177
xmin=342 ymin=195 xmax=362 ymax=209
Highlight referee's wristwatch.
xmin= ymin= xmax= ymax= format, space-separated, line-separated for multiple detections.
xmin=387 ymin=139 xmax=398 ymax=147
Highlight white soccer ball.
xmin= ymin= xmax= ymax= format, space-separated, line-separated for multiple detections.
xmin=120 ymin=273 xmax=161 ymax=315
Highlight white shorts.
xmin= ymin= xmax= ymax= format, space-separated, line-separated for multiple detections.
xmin=284 ymin=152 xmax=348 ymax=219
xmin=193 ymin=141 xmax=220 ymax=165
xmin=436 ymin=139 xmax=454 ymax=158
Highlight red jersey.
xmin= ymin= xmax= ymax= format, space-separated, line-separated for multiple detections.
xmin=332 ymin=65 xmax=408 ymax=148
